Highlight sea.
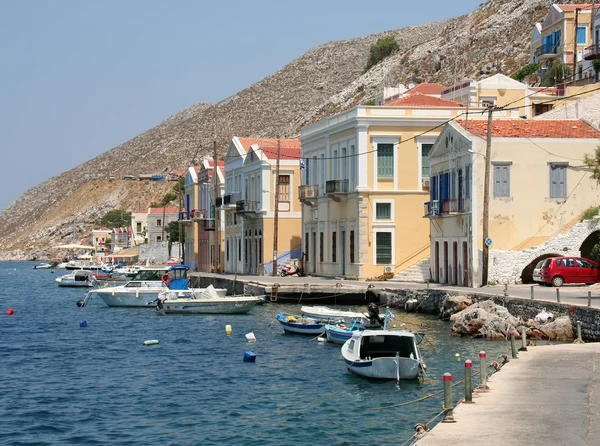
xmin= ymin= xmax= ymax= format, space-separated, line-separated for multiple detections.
xmin=0 ymin=261 xmax=513 ymax=446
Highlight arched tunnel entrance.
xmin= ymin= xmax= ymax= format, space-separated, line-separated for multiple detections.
xmin=521 ymin=253 xmax=562 ymax=283
xmin=580 ymin=230 xmax=600 ymax=260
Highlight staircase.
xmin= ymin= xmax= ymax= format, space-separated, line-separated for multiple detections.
xmin=389 ymin=257 xmax=431 ymax=283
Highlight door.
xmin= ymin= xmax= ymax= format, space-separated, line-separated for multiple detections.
xmin=434 ymin=242 xmax=440 ymax=282
xmin=312 ymin=232 xmax=317 ymax=274
xmin=575 ymin=258 xmax=595 ymax=284
xmin=341 ymin=230 xmax=346 ymax=276
xmin=462 ymin=242 xmax=469 ymax=286
xmin=453 ymin=242 xmax=458 ymax=285
xmin=443 ymin=241 xmax=449 ymax=284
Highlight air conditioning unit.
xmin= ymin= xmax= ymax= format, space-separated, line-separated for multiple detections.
xmin=384 ymin=266 xmax=393 ymax=273
xmin=422 ymin=178 xmax=430 ymax=188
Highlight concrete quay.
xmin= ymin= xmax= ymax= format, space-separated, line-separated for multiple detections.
xmin=415 ymin=343 xmax=600 ymax=446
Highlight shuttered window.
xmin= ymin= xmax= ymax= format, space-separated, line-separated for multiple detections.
xmin=376 ymin=232 xmax=392 ymax=264
xmin=377 ymin=144 xmax=394 ymax=178
xmin=376 ymin=203 xmax=392 ymax=220
xmin=550 ymin=164 xmax=567 ymax=198
xmin=421 ymin=144 xmax=433 ymax=177
xmin=332 ymin=231 xmax=337 ymax=263
xmin=493 ymin=164 xmax=510 ymax=197
xmin=350 ymin=230 xmax=355 ymax=263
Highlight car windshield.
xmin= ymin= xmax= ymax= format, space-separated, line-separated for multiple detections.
xmin=535 ymin=261 xmax=544 ymax=269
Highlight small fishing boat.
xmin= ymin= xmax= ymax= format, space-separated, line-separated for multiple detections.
xmin=302 ymin=303 xmax=383 ymax=329
xmin=275 ymin=313 xmax=338 ymax=335
xmin=56 ymin=270 xmax=98 ymax=288
xmin=156 ymin=285 xmax=262 ymax=315
xmin=340 ymin=308 xmax=425 ymax=381
xmin=325 ymin=320 xmax=365 ymax=344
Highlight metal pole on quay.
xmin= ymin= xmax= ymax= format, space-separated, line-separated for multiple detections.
xmin=510 ymin=331 xmax=518 ymax=359
xmin=442 ymin=373 xmax=456 ymax=423
xmin=478 ymin=351 xmax=489 ymax=391
xmin=464 ymin=360 xmax=474 ymax=404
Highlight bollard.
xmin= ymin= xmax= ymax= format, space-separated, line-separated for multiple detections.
xmin=588 ymin=291 xmax=592 ymax=308
xmin=574 ymin=321 xmax=584 ymax=344
xmin=503 ymin=283 xmax=508 ymax=297
xmin=530 ymin=285 xmax=534 ymax=300
xmin=464 ymin=360 xmax=474 ymax=403
xmin=509 ymin=331 xmax=518 ymax=359
xmin=478 ymin=351 xmax=489 ymax=391
xmin=442 ymin=373 xmax=456 ymax=422
xmin=519 ymin=326 xmax=528 ymax=351
xmin=556 ymin=288 xmax=561 ymax=303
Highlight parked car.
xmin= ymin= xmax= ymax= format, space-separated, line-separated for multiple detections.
xmin=532 ymin=260 xmax=545 ymax=284
xmin=538 ymin=256 xmax=600 ymax=287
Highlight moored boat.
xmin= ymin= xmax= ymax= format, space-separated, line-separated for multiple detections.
xmin=156 ymin=285 xmax=262 ymax=315
xmin=324 ymin=320 xmax=365 ymax=344
xmin=275 ymin=313 xmax=336 ymax=335
xmin=56 ymin=270 xmax=98 ymax=288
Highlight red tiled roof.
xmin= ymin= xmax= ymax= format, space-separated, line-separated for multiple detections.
xmin=238 ymin=137 xmax=301 ymax=160
xmin=405 ymin=83 xmax=447 ymax=96
xmin=384 ymin=92 xmax=463 ymax=107
xmin=148 ymin=207 xmax=181 ymax=214
xmin=556 ymin=4 xmax=592 ymax=12
xmin=457 ymin=119 xmax=600 ymax=138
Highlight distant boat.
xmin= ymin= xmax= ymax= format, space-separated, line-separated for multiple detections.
xmin=33 ymin=262 xmax=54 ymax=269
xmin=56 ymin=270 xmax=98 ymax=288
xmin=156 ymin=285 xmax=262 ymax=315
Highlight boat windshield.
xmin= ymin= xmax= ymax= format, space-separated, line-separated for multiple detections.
xmin=360 ymin=335 xmax=416 ymax=359
xmin=130 ymin=269 xmax=167 ymax=281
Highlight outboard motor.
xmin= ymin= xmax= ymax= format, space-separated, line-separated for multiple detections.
xmin=367 ymin=303 xmax=384 ymax=327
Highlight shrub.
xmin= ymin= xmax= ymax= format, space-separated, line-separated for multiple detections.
xmin=581 ymin=206 xmax=600 ymax=222
xmin=365 ymin=37 xmax=399 ymax=72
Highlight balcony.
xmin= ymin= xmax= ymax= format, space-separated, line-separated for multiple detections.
xmin=178 ymin=211 xmax=192 ymax=224
xmin=298 ymin=185 xmax=319 ymax=206
xmin=192 ymin=209 xmax=207 ymax=220
xmin=223 ymin=192 xmax=241 ymax=207
xmin=203 ymin=218 xmax=215 ymax=231
xmin=325 ymin=179 xmax=349 ymax=202
xmin=235 ymin=200 xmax=260 ymax=218
xmin=424 ymin=198 xmax=471 ymax=218
xmin=583 ymin=44 xmax=599 ymax=60
xmin=538 ymin=43 xmax=559 ymax=60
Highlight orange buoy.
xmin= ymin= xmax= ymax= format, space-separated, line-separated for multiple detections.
xmin=6 ymin=308 xmax=14 ymax=315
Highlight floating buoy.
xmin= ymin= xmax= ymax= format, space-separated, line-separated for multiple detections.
xmin=455 ymin=353 xmax=460 ymax=362
xmin=243 ymin=351 xmax=256 ymax=362
xmin=80 ymin=321 xmax=87 ymax=328
xmin=143 ymin=340 xmax=159 ymax=346
xmin=225 ymin=325 xmax=232 ymax=336
xmin=317 ymin=337 xmax=326 ymax=343
xmin=76 ymin=300 xmax=84 ymax=307
xmin=245 ymin=332 xmax=256 ymax=343
xmin=6 ymin=308 xmax=14 ymax=316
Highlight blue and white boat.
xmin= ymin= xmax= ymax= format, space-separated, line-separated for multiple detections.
xmin=340 ymin=308 xmax=425 ymax=381
xmin=325 ymin=320 xmax=365 ymax=344
xmin=275 ymin=313 xmax=335 ymax=335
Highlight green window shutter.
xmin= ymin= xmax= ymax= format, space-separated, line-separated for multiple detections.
xmin=376 ymin=203 xmax=391 ymax=219
xmin=376 ymin=232 xmax=392 ymax=264
xmin=377 ymin=144 xmax=394 ymax=178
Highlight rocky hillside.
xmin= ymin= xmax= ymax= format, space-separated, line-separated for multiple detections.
xmin=0 ymin=0 xmax=578 ymax=260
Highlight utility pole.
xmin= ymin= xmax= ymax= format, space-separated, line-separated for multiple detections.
xmin=481 ymin=106 xmax=493 ymax=287
xmin=213 ymin=139 xmax=219 ymax=273
xmin=178 ymin=174 xmax=183 ymax=262
xmin=573 ymin=8 xmax=581 ymax=79
xmin=272 ymin=138 xmax=281 ymax=276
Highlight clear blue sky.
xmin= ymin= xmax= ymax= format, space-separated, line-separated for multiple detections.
xmin=0 ymin=0 xmax=484 ymax=212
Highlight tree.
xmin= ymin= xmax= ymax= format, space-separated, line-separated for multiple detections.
xmin=164 ymin=221 xmax=180 ymax=243
xmin=583 ymin=145 xmax=600 ymax=183
xmin=365 ymin=36 xmax=399 ymax=72
xmin=100 ymin=209 xmax=131 ymax=228
xmin=541 ymin=62 xmax=572 ymax=87
xmin=511 ymin=63 xmax=540 ymax=82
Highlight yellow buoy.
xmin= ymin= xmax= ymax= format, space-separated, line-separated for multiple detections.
xmin=225 ymin=324 xmax=232 ymax=335
xmin=455 ymin=353 xmax=460 ymax=361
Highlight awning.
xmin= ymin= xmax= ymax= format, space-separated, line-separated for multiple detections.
xmin=55 ymin=243 xmax=95 ymax=250
xmin=100 ymin=246 xmax=139 ymax=258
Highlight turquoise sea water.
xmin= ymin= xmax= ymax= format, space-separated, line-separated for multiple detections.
xmin=0 ymin=261 xmax=513 ymax=445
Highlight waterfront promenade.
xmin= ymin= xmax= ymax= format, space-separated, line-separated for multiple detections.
xmin=415 ymin=342 xmax=600 ymax=446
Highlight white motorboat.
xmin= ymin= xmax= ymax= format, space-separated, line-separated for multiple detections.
xmin=302 ymin=303 xmax=384 ymax=329
xmin=81 ymin=265 xmax=227 ymax=308
xmin=33 ymin=262 xmax=54 ymax=269
xmin=56 ymin=270 xmax=98 ymax=288
xmin=341 ymin=327 xmax=424 ymax=381
xmin=65 ymin=259 xmax=106 ymax=270
xmin=156 ymin=285 xmax=262 ymax=315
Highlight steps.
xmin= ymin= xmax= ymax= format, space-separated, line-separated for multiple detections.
xmin=389 ymin=257 xmax=431 ymax=283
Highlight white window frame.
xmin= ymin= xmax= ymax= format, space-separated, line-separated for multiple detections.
xmin=373 ymin=226 xmax=395 ymax=265
xmin=372 ymin=135 xmax=399 ymax=190
xmin=373 ymin=199 xmax=394 ymax=222
xmin=417 ymin=136 xmax=437 ymax=190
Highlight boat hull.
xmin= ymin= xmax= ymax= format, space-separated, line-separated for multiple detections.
xmin=57 ymin=281 xmax=95 ymax=288
xmin=159 ymin=296 xmax=261 ymax=314
xmin=325 ymin=324 xmax=362 ymax=344
xmin=91 ymin=288 xmax=166 ymax=307
xmin=342 ymin=356 xmax=421 ymax=380
xmin=276 ymin=314 xmax=327 ymax=335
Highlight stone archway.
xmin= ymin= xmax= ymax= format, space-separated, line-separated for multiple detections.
xmin=579 ymin=230 xmax=600 ymax=259
xmin=520 ymin=253 xmax=561 ymax=284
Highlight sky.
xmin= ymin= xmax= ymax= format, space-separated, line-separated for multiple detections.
xmin=0 ymin=0 xmax=485 ymax=212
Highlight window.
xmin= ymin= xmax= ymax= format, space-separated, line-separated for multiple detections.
xmin=421 ymin=144 xmax=433 ymax=177
xmin=376 ymin=232 xmax=392 ymax=264
xmin=493 ymin=163 xmax=510 ymax=197
xmin=320 ymin=154 xmax=325 ymax=189
xmin=377 ymin=143 xmax=394 ymax=178
xmin=312 ymin=156 xmax=318 ymax=185
xmin=350 ymin=230 xmax=355 ymax=263
xmin=550 ymin=164 xmax=567 ymax=198
xmin=577 ymin=26 xmax=587 ymax=44
xmin=226 ymin=240 xmax=230 ymax=262
xmin=480 ymin=97 xmax=496 ymax=108
xmin=332 ymin=232 xmax=337 ymax=263
xmin=319 ymin=232 xmax=324 ymax=262
xmin=305 ymin=232 xmax=309 ymax=259
xmin=341 ymin=147 xmax=347 ymax=180
xmin=279 ymin=175 xmax=290 ymax=201
xmin=350 ymin=145 xmax=356 ymax=190
xmin=465 ymin=165 xmax=471 ymax=199
xmin=157 ymin=219 xmax=162 ymax=227
xmin=238 ymin=239 xmax=241 ymax=261
xmin=332 ymin=149 xmax=339 ymax=180
xmin=136 ymin=222 xmax=142 ymax=232
xmin=375 ymin=203 xmax=392 ymax=220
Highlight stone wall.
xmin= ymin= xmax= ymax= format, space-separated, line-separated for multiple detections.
xmin=488 ymin=217 xmax=600 ymax=285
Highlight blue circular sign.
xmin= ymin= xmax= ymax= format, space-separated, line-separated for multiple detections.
xmin=485 ymin=237 xmax=492 ymax=247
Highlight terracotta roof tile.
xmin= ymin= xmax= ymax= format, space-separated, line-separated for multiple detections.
xmin=457 ymin=119 xmax=600 ymax=138
xmin=384 ymin=93 xmax=463 ymax=107
xmin=405 ymin=83 xmax=447 ymax=96
xmin=238 ymin=137 xmax=301 ymax=160
xmin=557 ymin=4 xmax=592 ymax=12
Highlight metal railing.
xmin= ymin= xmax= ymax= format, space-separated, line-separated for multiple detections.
xmin=326 ymin=179 xmax=349 ymax=194
xmin=299 ymin=185 xmax=319 ymax=199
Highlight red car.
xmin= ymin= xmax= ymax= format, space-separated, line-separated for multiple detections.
xmin=538 ymin=256 xmax=600 ymax=287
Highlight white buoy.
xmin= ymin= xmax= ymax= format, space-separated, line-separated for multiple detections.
xmin=143 ymin=340 xmax=159 ymax=346
xmin=318 ymin=337 xmax=326 ymax=343
xmin=245 ymin=332 xmax=256 ymax=343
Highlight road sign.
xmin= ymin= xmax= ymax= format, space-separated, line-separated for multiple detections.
xmin=485 ymin=237 xmax=492 ymax=247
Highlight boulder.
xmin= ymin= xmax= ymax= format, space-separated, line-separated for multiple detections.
xmin=440 ymin=295 xmax=473 ymax=320
xmin=524 ymin=316 xmax=573 ymax=342
xmin=450 ymin=300 xmax=519 ymax=340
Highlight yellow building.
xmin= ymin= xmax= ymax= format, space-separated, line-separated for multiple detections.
xmin=299 ymin=94 xmax=476 ymax=280
xmin=179 ymin=166 xmax=201 ymax=270
xmin=223 ymin=137 xmax=303 ymax=275
xmin=427 ymin=118 xmax=600 ymax=287
xmin=532 ymin=4 xmax=594 ymax=82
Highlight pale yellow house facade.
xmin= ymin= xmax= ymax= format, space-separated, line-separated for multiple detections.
xmin=427 ymin=119 xmax=600 ymax=287
xmin=223 ymin=137 xmax=303 ymax=275
xmin=299 ymin=95 xmax=478 ymax=280
xmin=179 ymin=166 xmax=201 ymax=270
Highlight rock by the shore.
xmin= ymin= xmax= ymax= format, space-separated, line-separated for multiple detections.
xmin=450 ymin=300 xmax=519 ymax=339
xmin=440 ymin=295 xmax=472 ymax=320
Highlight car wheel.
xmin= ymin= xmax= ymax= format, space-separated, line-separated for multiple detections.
xmin=552 ymin=276 xmax=564 ymax=287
